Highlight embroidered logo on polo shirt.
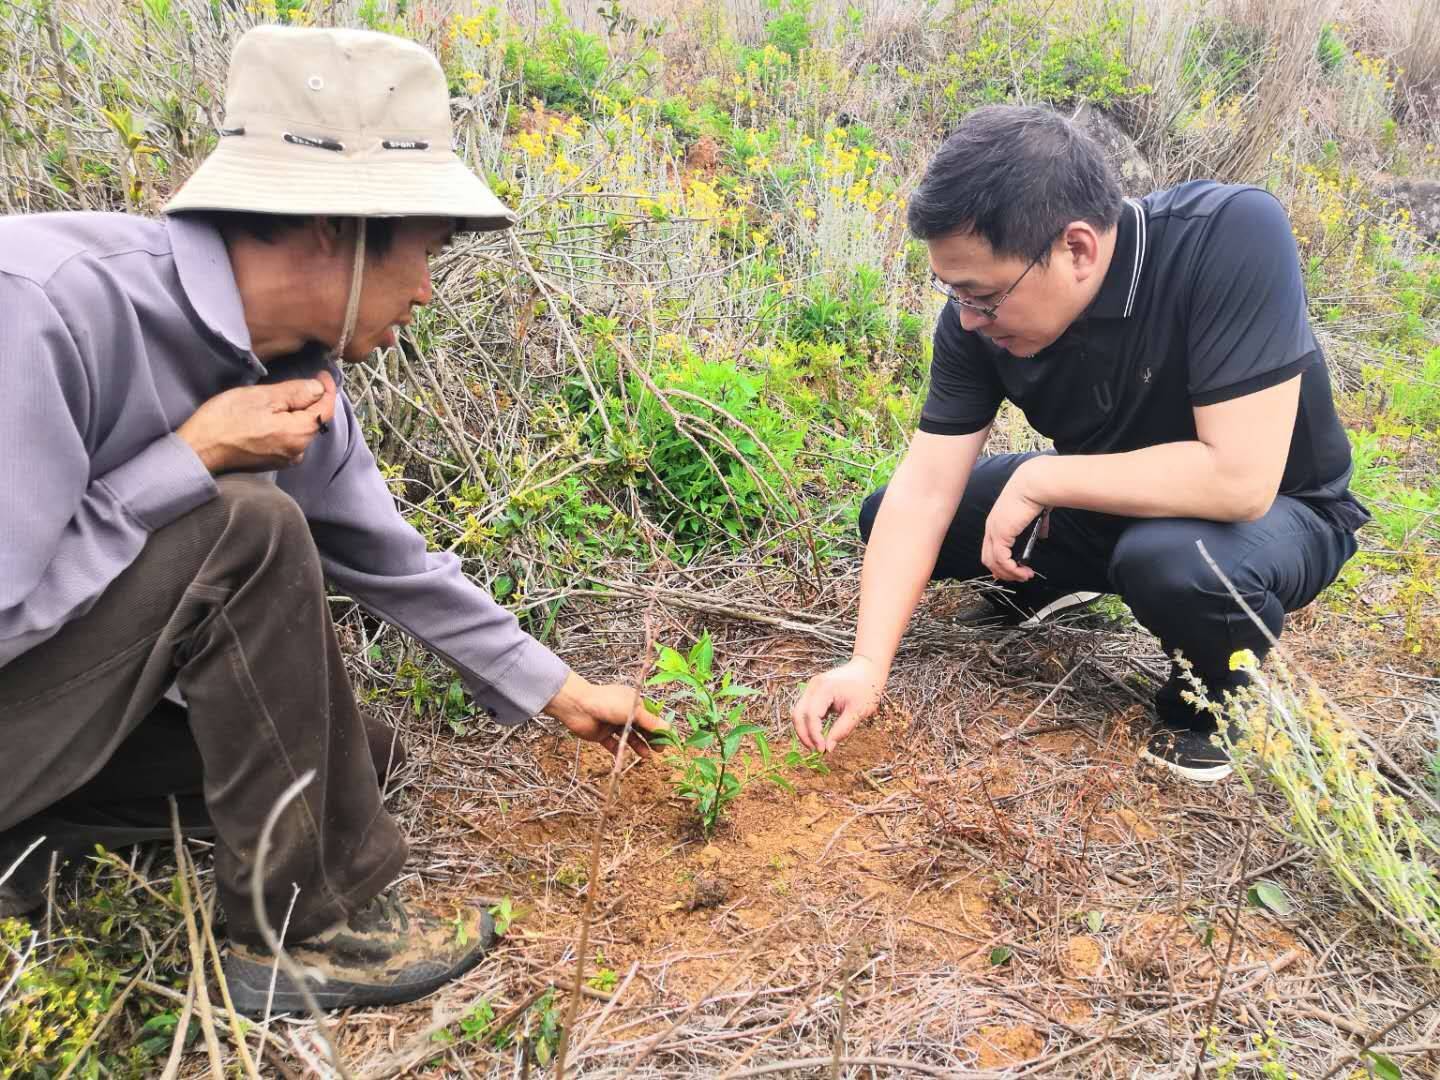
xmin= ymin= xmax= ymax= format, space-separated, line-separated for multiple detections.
xmin=1141 ymin=367 xmax=1152 ymax=384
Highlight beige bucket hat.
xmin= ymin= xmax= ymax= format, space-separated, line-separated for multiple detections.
xmin=164 ymin=24 xmax=514 ymax=232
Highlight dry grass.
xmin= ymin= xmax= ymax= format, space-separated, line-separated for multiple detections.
xmin=286 ymin=585 xmax=1440 ymax=1077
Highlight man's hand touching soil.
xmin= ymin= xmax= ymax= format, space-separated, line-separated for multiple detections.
xmin=544 ymin=672 xmax=669 ymax=762
xmin=790 ymin=655 xmax=886 ymax=753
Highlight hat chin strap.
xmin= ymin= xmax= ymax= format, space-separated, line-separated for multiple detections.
xmin=333 ymin=218 xmax=367 ymax=361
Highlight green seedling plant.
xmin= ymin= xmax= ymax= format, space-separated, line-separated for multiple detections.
xmin=648 ymin=631 xmax=825 ymax=837
xmin=489 ymin=897 xmax=519 ymax=936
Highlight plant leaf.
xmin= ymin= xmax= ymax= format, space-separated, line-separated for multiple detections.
xmin=716 ymin=683 xmax=761 ymax=698
xmin=988 ymin=946 xmax=1012 ymax=966
xmin=755 ymin=731 xmax=772 ymax=766
xmin=693 ymin=757 xmax=719 ymax=783
xmin=689 ymin=632 xmax=714 ymax=678
xmin=647 ymin=670 xmax=701 ymax=690
xmin=1363 ymin=1052 xmax=1403 ymax=1080
xmin=1246 ymin=880 xmax=1293 ymax=917
xmin=655 ymin=646 xmax=688 ymax=674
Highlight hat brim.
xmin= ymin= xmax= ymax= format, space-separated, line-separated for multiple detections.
xmin=163 ymin=139 xmax=515 ymax=232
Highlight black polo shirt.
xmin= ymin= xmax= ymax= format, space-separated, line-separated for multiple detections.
xmin=919 ymin=180 xmax=1369 ymax=531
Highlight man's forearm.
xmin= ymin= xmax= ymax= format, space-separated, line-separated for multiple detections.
xmin=1017 ymin=442 xmax=1273 ymax=523
xmin=852 ymin=489 xmax=953 ymax=676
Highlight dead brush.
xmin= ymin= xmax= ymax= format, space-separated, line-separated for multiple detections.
xmin=1200 ymin=651 xmax=1440 ymax=964
xmin=1118 ymin=0 xmax=1340 ymax=184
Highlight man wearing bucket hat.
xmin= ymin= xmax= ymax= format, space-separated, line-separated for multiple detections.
xmin=0 ymin=26 xmax=664 ymax=1013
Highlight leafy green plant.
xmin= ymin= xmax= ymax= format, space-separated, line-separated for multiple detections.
xmin=1316 ymin=23 xmax=1347 ymax=74
xmin=1 ymin=854 xmax=188 ymax=1078
xmin=396 ymin=661 xmax=476 ymax=735
xmin=528 ymin=988 xmax=562 ymax=1067
xmin=586 ymin=951 xmax=619 ymax=991
xmin=489 ymin=896 xmax=518 ymax=936
xmin=591 ymin=353 xmax=806 ymax=549
xmin=431 ymin=998 xmax=513 ymax=1056
xmin=763 ymin=0 xmax=813 ymax=59
xmin=648 ymin=632 xmax=825 ymax=836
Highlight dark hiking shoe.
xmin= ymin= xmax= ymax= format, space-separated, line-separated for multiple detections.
xmin=1141 ymin=721 xmax=1233 ymax=783
xmin=952 ymin=589 xmax=1103 ymax=628
xmin=223 ymin=889 xmax=496 ymax=1015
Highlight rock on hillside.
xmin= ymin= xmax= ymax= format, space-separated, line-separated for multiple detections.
xmin=1072 ymin=103 xmax=1157 ymax=196
xmin=1374 ymin=175 xmax=1440 ymax=241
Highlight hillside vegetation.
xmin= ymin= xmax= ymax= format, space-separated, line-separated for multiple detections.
xmin=1 ymin=0 xmax=1438 ymax=1076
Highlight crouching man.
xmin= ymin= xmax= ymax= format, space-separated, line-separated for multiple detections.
xmin=792 ymin=105 xmax=1367 ymax=783
xmin=0 ymin=26 xmax=663 ymax=1013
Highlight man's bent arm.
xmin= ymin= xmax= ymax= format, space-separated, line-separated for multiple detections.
xmin=277 ymin=375 xmax=570 ymax=726
xmin=1015 ymin=377 xmax=1301 ymax=524
xmin=793 ymin=426 xmax=988 ymax=751
xmin=0 ymin=277 xmax=217 ymax=669
xmin=855 ymin=426 xmax=991 ymax=676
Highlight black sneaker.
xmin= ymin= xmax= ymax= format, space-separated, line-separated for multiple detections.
xmin=952 ymin=589 xmax=1103 ymax=628
xmin=1140 ymin=722 xmax=1233 ymax=783
xmin=223 ymin=889 xmax=497 ymax=1015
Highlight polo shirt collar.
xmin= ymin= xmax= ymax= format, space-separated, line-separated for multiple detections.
xmin=166 ymin=214 xmax=254 ymax=355
xmin=1086 ymin=197 xmax=1148 ymax=320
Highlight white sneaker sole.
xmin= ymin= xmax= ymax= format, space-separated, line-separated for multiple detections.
xmin=1139 ymin=747 xmax=1234 ymax=783
xmin=1019 ymin=590 xmax=1103 ymax=628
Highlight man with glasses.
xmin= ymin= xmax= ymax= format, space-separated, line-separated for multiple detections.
xmin=791 ymin=105 xmax=1367 ymax=782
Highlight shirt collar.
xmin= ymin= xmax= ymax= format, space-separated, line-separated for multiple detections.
xmin=166 ymin=214 xmax=254 ymax=355
xmin=1086 ymin=197 xmax=1148 ymax=320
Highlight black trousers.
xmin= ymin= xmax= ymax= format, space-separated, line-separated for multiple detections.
xmin=860 ymin=453 xmax=1359 ymax=728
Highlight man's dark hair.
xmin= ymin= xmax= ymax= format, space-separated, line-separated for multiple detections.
xmin=907 ymin=105 xmax=1124 ymax=262
xmin=173 ymin=211 xmax=398 ymax=259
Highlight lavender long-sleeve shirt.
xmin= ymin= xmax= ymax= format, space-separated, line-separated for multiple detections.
xmin=0 ymin=211 xmax=569 ymax=724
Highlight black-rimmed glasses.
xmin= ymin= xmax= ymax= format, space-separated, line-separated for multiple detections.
xmin=929 ymin=250 xmax=1044 ymax=321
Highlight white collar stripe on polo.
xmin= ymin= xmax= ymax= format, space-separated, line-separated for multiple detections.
xmin=1122 ymin=197 xmax=1148 ymax=319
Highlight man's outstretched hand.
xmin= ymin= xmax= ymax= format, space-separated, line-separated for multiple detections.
xmin=791 ymin=656 xmax=886 ymax=753
xmin=543 ymin=672 xmax=668 ymax=762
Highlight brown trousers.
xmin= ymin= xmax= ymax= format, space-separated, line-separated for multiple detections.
xmin=0 ymin=478 xmax=408 ymax=944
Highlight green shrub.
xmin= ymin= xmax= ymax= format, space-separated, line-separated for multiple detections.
xmin=763 ymin=0 xmax=813 ymax=59
xmin=635 ymin=356 xmax=804 ymax=547
xmin=1317 ymin=23 xmax=1347 ymax=74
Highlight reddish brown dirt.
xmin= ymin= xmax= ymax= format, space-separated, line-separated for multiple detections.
xmin=435 ymin=708 xmax=997 ymax=1007
xmin=964 ymin=1023 xmax=1045 ymax=1068
xmin=683 ymin=134 xmax=720 ymax=177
